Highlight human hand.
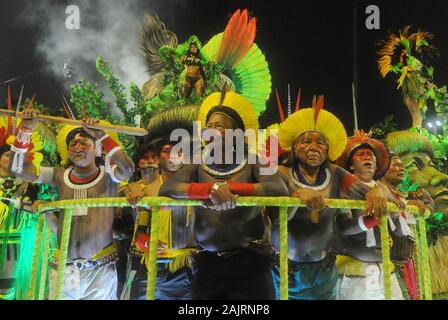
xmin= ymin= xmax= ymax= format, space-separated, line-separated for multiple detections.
xmin=127 ymin=190 xmax=145 ymax=208
xmin=21 ymin=108 xmax=40 ymax=130
xmin=208 ymin=183 xmax=238 ymax=211
xmin=82 ymin=118 xmax=106 ymax=140
xmin=365 ymin=187 xmax=387 ymax=218
xmin=292 ymin=188 xmax=327 ymax=211
xmin=407 ymin=199 xmax=433 ymax=215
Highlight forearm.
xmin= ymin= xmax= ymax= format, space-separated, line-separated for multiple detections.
xmin=100 ymin=135 xmax=134 ymax=181
xmin=109 ymin=150 xmax=135 ymax=180
xmin=337 ymin=212 xmax=379 ymax=236
xmin=9 ymin=157 xmax=39 ymax=181
xmin=158 ymin=181 xmax=191 ymax=199
xmin=252 ymin=181 xmax=289 ymax=196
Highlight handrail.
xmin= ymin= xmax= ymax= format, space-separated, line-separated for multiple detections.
xmin=31 ymin=197 xmax=431 ymax=300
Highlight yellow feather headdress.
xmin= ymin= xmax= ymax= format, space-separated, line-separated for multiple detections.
xmin=198 ymin=91 xmax=259 ymax=154
xmin=198 ymin=91 xmax=259 ymax=133
xmin=56 ymin=122 xmax=122 ymax=166
xmin=278 ymin=95 xmax=347 ymax=161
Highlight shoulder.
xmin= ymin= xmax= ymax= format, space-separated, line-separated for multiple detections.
xmin=278 ymin=165 xmax=290 ymax=178
xmin=329 ymin=163 xmax=350 ymax=177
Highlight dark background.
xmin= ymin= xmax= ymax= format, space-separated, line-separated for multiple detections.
xmin=1 ymin=0 xmax=448 ymax=133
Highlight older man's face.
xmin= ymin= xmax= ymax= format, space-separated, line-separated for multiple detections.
xmin=402 ymin=152 xmax=448 ymax=215
xmin=351 ymin=147 xmax=377 ymax=182
xmin=384 ymin=156 xmax=405 ymax=186
xmin=294 ymin=131 xmax=329 ymax=168
xmin=159 ymin=144 xmax=183 ymax=173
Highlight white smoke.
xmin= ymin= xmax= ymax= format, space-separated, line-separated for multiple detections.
xmin=21 ymin=0 xmax=154 ymax=104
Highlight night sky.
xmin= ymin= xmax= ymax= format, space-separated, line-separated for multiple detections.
xmin=1 ymin=0 xmax=448 ymax=134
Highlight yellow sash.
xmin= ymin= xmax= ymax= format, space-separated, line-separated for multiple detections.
xmin=336 ymin=255 xmax=395 ymax=276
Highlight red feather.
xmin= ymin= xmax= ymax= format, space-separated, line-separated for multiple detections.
xmin=312 ymin=95 xmax=324 ymax=128
xmin=221 ymin=9 xmax=248 ymax=66
xmin=217 ymin=9 xmax=256 ymax=68
xmin=295 ymin=88 xmax=301 ymax=112
xmin=82 ymin=103 xmax=87 ymax=121
xmin=7 ymin=86 xmax=12 ymax=110
xmin=0 ymin=127 xmax=7 ymax=147
xmin=7 ymin=86 xmax=12 ymax=136
xmin=26 ymin=95 xmax=36 ymax=109
xmin=275 ymin=89 xmax=285 ymax=122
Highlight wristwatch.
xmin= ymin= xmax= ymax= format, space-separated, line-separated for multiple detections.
xmin=211 ymin=182 xmax=221 ymax=192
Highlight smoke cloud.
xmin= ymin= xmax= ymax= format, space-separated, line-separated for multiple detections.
xmin=21 ymin=0 xmax=155 ymax=105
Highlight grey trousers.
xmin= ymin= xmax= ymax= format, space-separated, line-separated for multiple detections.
xmin=49 ymin=263 xmax=117 ymax=300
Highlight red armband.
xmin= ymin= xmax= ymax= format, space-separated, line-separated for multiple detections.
xmin=100 ymin=135 xmax=120 ymax=153
xmin=228 ymin=182 xmax=255 ymax=196
xmin=187 ymin=183 xmax=213 ymax=200
xmin=359 ymin=216 xmax=380 ymax=230
xmin=12 ymin=126 xmax=33 ymax=152
xmin=135 ymin=232 xmax=149 ymax=251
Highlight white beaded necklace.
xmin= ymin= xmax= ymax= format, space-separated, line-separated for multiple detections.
xmin=289 ymin=167 xmax=331 ymax=191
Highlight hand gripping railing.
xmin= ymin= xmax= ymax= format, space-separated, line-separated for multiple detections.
xmin=30 ymin=197 xmax=432 ymax=300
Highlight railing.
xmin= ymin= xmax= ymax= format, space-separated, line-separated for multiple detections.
xmin=27 ymin=197 xmax=432 ymax=300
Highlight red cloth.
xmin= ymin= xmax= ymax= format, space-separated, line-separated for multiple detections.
xmin=363 ymin=216 xmax=380 ymax=229
xmin=403 ymin=259 xmax=419 ymax=300
xmin=135 ymin=232 xmax=149 ymax=251
xmin=101 ymin=135 xmax=120 ymax=153
xmin=188 ymin=183 xmax=213 ymax=199
xmin=228 ymin=182 xmax=255 ymax=196
xmin=13 ymin=126 xmax=32 ymax=150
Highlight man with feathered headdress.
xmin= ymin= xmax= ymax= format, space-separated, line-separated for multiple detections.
xmin=119 ymin=105 xmax=199 ymax=300
xmin=272 ymin=95 xmax=388 ymax=300
xmin=9 ymin=106 xmax=134 ymax=300
xmin=160 ymin=91 xmax=289 ymax=299
xmin=333 ymin=131 xmax=428 ymax=300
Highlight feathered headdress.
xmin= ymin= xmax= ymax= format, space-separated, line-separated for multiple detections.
xmin=56 ymin=122 xmax=123 ymax=166
xmin=198 ymin=90 xmax=259 ymax=134
xmin=336 ymin=130 xmax=391 ymax=180
xmin=278 ymin=95 xmax=347 ymax=161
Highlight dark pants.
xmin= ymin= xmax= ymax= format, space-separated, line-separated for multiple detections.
xmin=130 ymin=263 xmax=193 ymax=300
xmin=191 ymin=247 xmax=275 ymax=300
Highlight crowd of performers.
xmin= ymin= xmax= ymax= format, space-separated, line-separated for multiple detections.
xmin=0 ymin=89 xmax=434 ymax=300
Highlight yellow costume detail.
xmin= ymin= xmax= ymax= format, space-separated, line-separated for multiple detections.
xmin=336 ymin=255 xmax=395 ymax=276
xmin=278 ymin=95 xmax=347 ymax=161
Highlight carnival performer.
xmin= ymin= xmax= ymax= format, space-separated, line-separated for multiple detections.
xmin=334 ymin=131 xmax=419 ymax=300
xmin=9 ymin=107 xmax=134 ymax=300
xmin=0 ymin=109 xmax=44 ymax=300
xmin=272 ymin=96 xmax=388 ymax=300
xmin=159 ymin=91 xmax=289 ymax=299
xmin=180 ymin=41 xmax=206 ymax=99
xmin=380 ymin=153 xmax=433 ymax=300
xmin=121 ymin=105 xmax=199 ymax=300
